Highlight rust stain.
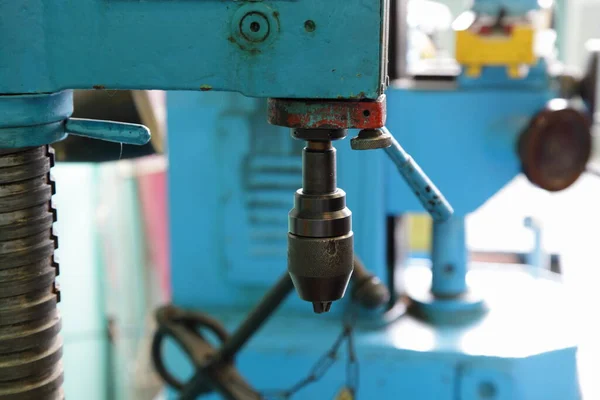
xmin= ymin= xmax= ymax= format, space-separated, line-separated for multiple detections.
xmin=227 ymin=35 xmax=249 ymax=51
xmin=273 ymin=11 xmax=281 ymax=33
xmin=268 ymin=98 xmax=386 ymax=129
xmin=92 ymin=85 xmax=105 ymax=90
xmin=200 ymin=85 xmax=212 ymax=91
xmin=346 ymin=91 xmax=366 ymax=100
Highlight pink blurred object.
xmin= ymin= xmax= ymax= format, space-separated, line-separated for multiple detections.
xmin=136 ymin=156 xmax=171 ymax=300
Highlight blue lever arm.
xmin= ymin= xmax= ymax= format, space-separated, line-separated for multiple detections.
xmin=65 ymin=118 xmax=151 ymax=145
xmin=382 ymin=127 xmax=453 ymax=222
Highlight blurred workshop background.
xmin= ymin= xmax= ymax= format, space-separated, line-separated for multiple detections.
xmin=50 ymin=0 xmax=600 ymax=399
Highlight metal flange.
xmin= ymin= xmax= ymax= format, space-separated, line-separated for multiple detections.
xmin=267 ymin=95 xmax=386 ymax=129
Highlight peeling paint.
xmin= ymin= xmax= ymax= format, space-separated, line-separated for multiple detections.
xmin=267 ymin=97 xmax=386 ymax=129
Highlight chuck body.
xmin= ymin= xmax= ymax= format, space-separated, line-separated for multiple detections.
xmin=288 ymin=129 xmax=354 ymax=313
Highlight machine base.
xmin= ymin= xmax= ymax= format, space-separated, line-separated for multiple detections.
xmin=167 ymin=264 xmax=580 ymax=400
xmin=407 ymin=261 xmax=487 ymax=325
xmin=409 ymin=290 xmax=486 ymax=326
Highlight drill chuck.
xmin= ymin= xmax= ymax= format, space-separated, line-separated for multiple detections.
xmin=288 ymin=131 xmax=354 ymax=313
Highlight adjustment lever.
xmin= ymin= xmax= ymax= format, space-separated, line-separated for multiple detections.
xmin=351 ymin=126 xmax=453 ymax=222
xmin=152 ymin=259 xmax=385 ymax=398
xmin=152 ymin=305 xmax=262 ymax=400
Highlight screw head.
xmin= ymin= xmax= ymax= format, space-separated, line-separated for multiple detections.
xmin=304 ymin=20 xmax=316 ymax=32
xmin=240 ymin=12 xmax=270 ymax=42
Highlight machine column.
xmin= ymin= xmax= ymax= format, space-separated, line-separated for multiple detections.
xmin=431 ymin=216 xmax=468 ymax=297
xmin=0 ymin=91 xmax=150 ymax=399
xmin=407 ymin=213 xmax=485 ymax=324
xmin=0 ymin=93 xmax=70 ymax=399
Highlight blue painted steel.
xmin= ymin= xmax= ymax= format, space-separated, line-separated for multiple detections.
xmin=0 ymin=91 xmax=151 ymax=147
xmin=163 ymin=3 xmax=579 ymax=397
xmin=65 ymin=118 xmax=151 ymax=145
xmin=168 ymin=91 xmax=387 ymax=312
xmin=458 ymin=64 xmax=551 ymax=90
xmin=166 ymin=265 xmax=578 ymax=400
xmin=0 ymin=91 xmax=73 ymax=128
xmin=165 ymin=58 xmax=583 ymax=399
xmin=385 ymin=84 xmax=552 ymax=216
xmin=384 ymin=72 xmax=555 ymax=323
xmin=0 ymin=1 xmax=386 ymax=99
xmin=524 ymin=217 xmax=546 ymax=272
xmin=472 ymin=0 xmax=540 ymax=15
xmin=0 ymin=92 xmax=72 ymax=147
xmin=166 ymin=81 xmax=580 ymax=399
xmin=408 ymin=217 xmax=486 ymax=323
xmin=166 ymin=67 xmax=579 ymax=400
xmin=431 ymin=216 xmax=467 ymax=296
xmin=383 ymin=129 xmax=453 ymax=222
xmin=0 ymin=122 xmax=68 ymax=148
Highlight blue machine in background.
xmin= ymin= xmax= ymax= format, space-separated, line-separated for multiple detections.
xmin=0 ymin=0 xmax=596 ymax=399
xmin=0 ymin=1 xmax=391 ymax=399
xmin=166 ymin=1 xmax=595 ymax=399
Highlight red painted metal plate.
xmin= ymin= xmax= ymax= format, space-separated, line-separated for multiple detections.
xmin=267 ymin=96 xmax=386 ymax=129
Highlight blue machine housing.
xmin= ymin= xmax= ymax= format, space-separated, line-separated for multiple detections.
xmin=168 ymin=65 xmax=581 ymax=398
xmin=168 ymin=92 xmax=387 ymax=313
xmin=0 ymin=0 xmax=387 ymax=99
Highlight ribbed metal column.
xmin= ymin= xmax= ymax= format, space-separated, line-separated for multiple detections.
xmin=0 ymin=146 xmax=63 ymax=399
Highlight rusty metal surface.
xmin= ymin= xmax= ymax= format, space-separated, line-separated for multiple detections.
xmin=267 ymin=96 xmax=386 ymax=129
xmin=0 ymin=146 xmax=63 ymax=400
xmin=350 ymin=128 xmax=393 ymax=150
xmin=519 ymin=104 xmax=592 ymax=192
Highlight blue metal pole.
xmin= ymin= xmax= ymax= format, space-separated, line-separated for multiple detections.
xmin=65 ymin=118 xmax=151 ymax=145
xmin=524 ymin=216 xmax=546 ymax=274
xmin=431 ymin=216 xmax=467 ymax=297
xmin=382 ymin=129 xmax=453 ymax=222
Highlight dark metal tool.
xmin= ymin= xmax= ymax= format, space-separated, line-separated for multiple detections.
xmin=152 ymin=259 xmax=385 ymax=399
xmin=267 ymin=96 xmax=387 ymax=314
xmin=152 ymin=273 xmax=294 ymax=400
xmin=288 ymin=129 xmax=354 ymax=314
xmin=351 ymin=256 xmax=390 ymax=310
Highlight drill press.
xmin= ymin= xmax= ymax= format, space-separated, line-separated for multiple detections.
xmin=156 ymin=0 xmax=596 ymax=399
xmin=0 ymin=0 xmax=396 ymax=397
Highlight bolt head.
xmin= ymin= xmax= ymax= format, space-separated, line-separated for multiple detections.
xmin=240 ymin=12 xmax=270 ymax=42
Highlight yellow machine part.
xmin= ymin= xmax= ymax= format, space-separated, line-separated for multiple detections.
xmin=455 ymin=26 xmax=536 ymax=78
xmin=408 ymin=214 xmax=432 ymax=254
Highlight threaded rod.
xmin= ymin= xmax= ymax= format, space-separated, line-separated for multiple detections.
xmin=0 ymin=146 xmax=63 ymax=400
